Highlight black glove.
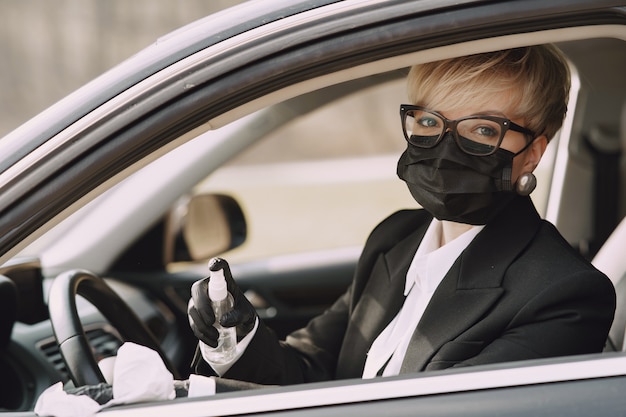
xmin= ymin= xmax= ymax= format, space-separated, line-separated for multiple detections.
xmin=188 ymin=257 xmax=257 ymax=348
xmin=67 ymin=381 xmax=191 ymax=401
xmin=65 ymin=383 xmax=113 ymax=405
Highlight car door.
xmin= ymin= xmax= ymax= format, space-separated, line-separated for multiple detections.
xmin=2 ymin=0 xmax=626 ymax=415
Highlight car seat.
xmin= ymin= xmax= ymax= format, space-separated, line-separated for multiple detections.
xmin=593 ymin=100 xmax=626 ymax=351
xmin=593 ymin=217 xmax=626 ymax=351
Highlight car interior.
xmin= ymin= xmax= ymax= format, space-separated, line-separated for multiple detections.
xmin=0 ymin=20 xmax=625 ymax=413
xmin=555 ymin=38 xmax=626 ymax=352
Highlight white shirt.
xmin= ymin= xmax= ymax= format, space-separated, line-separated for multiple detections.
xmin=362 ymin=219 xmax=483 ymax=378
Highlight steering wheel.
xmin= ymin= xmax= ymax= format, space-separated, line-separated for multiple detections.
xmin=48 ymin=269 xmax=180 ymax=386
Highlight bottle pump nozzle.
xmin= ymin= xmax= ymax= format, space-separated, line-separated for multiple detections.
xmin=208 ymin=268 xmax=228 ymax=302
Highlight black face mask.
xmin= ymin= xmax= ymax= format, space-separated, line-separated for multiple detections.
xmin=397 ymin=132 xmax=516 ymax=225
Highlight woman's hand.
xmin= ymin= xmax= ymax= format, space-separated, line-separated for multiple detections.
xmin=188 ymin=258 xmax=257 ymax=346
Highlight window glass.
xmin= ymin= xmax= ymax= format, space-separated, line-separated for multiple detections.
xmin=196 ymin=77 xmax=555 ymax=262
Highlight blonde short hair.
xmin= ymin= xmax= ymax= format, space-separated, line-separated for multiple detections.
xmin=407 ymin=45 xmax=570 ymax=141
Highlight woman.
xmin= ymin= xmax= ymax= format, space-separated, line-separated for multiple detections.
xmin=188 ymin=45 xmax=616 ymax=386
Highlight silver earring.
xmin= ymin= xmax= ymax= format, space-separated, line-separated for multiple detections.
xmin=515 ymin=172 xmax=537 ymax=196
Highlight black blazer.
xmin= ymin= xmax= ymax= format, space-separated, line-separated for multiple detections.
xmin=194 ymin=196 xmax=616 ymax=386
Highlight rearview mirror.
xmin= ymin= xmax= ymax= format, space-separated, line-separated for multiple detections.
xmin=165 ymin=194 xmax=247 ymax=263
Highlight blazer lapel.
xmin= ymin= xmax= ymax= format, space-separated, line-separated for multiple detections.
xmin=337 ymin=219 xmax=429 ymax=378
xmin=400 ymin=196 xmax=542 ymax=373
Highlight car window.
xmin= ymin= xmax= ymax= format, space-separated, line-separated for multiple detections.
xmin=194 ymin=78 xmax=557 ymax=263
xmin=194 ymin=79 xmax=415 ymax=262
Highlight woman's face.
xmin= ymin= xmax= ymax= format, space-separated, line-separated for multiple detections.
xmin=432 ymin=93 xmax=547 ymax=184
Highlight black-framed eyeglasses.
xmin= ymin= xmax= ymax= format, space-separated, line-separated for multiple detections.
xmin=400 ymin=105 xmax=536 ymax=156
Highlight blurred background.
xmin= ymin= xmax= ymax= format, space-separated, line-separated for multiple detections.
xmin=0 ymin=0 xmax=415 ymax=262
xmin=0 ymin=0 xmax=245 ymax=137
xmin=0 ymin=0 xmax=419 ymax=263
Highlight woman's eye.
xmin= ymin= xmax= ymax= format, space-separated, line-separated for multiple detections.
xmin=458 ymin=120 xmax=501 ymax=143
xmin=475 ymin=126 xmax=498 ymax=137
xmin=418 ymin=117 xmax=439 ymax=128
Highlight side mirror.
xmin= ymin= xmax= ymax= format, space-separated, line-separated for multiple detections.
xmin=165 ymin=194 xmax=247 ymax=264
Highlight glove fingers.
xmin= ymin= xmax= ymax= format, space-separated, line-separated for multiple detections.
xmin=209 ymin=257 xmax=240 ymax=298
xmin=188 ymin=306 xmax=218 ymax=347
xmin=190 ymin=278 xmax=214 ymax=325
xmin=221 ymin=309 xmax=255 ymax=342
xmin=221 ymin=309 xmax=252 ymax=328
xmin=207 ymin=257 xmax=257 ymax=342
xmin=210 ymin=257 xmax=250 ymax=312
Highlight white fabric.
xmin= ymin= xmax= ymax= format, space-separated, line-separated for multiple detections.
xmin=362 ymin=220 xmax=483 ymax=378
xmin=34 ymin=342 xmax=175 ymax=417
xmin=97 ymin=356 xmax=116 ymax=384
xmin=107 ymin=342 xmax=175 ymax=405
xmin=200 ymin=316 xmax=260 ymax=375
xmin=34 ymin=382 xmax=101 ymax=417
xmin=187 ymin=374 xmax=217 ymax=397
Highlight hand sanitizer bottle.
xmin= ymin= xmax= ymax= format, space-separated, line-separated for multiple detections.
xmin=204 ymin=267 xmax=237 ymax=364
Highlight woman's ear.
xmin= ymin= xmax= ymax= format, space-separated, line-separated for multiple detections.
xmin=525 ymin=135 xmax=548 ymax=171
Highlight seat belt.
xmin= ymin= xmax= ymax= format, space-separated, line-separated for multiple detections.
xmin=586 ymin=125 xmax=622 ymax=258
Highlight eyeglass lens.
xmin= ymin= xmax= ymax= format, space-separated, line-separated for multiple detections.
xmin=404 ymin=109 xmax=502 ymax=155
